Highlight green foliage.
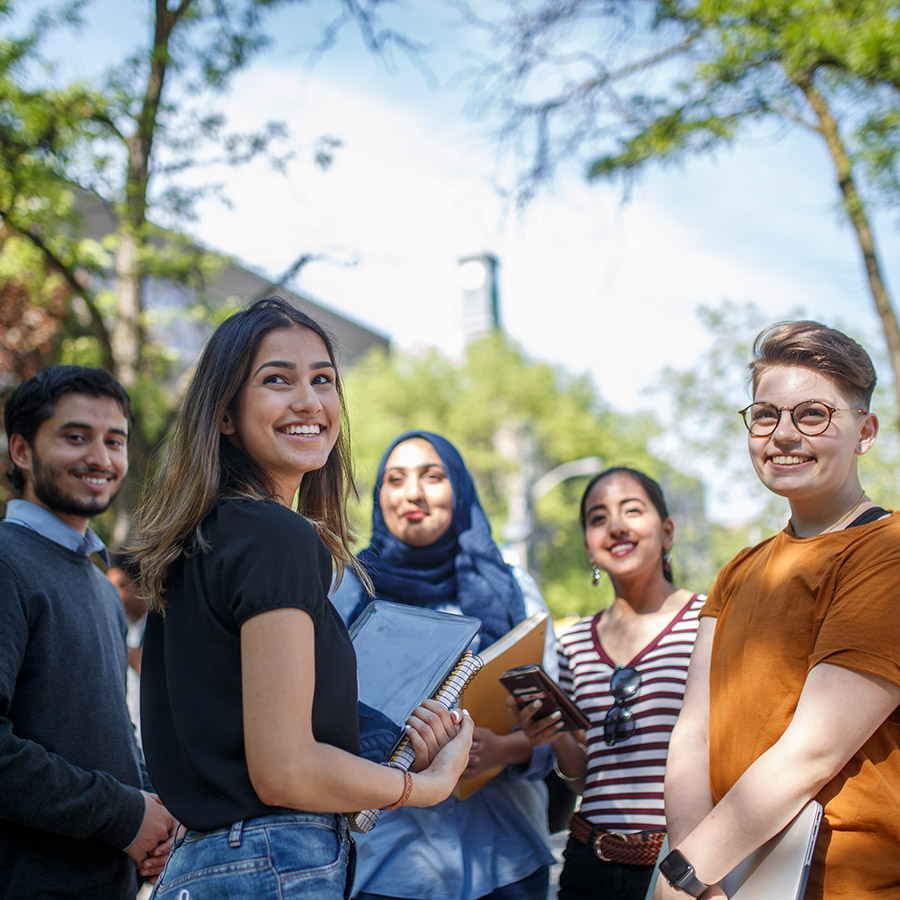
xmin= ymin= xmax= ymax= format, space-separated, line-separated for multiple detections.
xmin=0 ymin=0 xmax=416 ymax=537
xmin=343 ymin=333 xmax=723 ymax=619
xmin=0 ymin=2 xmax=266 ymax=397
xmin=577 ymin=0 xmax=900 ymax=184
xmin=473 ymin=0 xmax=900 ymax=422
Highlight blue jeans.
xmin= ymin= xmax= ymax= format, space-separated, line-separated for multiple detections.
xmin=355 ymin=864 xmax=549 ymax=900
xmin=151 ymin=812 xmax=355 ymax=899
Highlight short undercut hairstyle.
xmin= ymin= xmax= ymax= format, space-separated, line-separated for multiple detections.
xmin=749 ymin=321 xmax=877 ymax=410
xmin=4 ymin=365 xmax=133 ymax=491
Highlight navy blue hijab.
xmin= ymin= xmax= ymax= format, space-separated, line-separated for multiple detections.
xmin=354 ymin=431 xmax=526 ymax=647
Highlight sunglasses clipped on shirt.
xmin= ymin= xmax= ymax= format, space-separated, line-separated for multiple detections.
xmin=604 ymin=665 xmax=641 ymax=747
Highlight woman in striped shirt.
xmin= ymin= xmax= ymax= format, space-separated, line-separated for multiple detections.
xmin=515 ymin=467 xmax=704 ymax=900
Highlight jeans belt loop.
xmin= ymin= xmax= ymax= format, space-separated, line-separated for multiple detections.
xmin=228 ymin=820 xmax=244 ymax=848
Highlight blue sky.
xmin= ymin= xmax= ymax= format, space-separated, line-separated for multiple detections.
xmin=26 ymin=0 xmax=900 ymax=520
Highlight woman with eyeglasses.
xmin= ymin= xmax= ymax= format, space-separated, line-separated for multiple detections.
xmin=655 ymin=322 xmax=900 ymax=900
xmin=515 ymin=466 xmax=705 ymax=900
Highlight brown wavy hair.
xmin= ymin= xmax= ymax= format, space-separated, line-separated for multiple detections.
xmin=749 ymin=320 xmax=877 ymax=409
xmin=129 ymin=297 xmax=365 ymax=612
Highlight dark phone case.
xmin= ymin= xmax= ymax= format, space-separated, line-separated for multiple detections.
xmin=499 ymin=664 xmax=591 ymax=731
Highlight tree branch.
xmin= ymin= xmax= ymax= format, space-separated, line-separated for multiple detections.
xmin=89 ymin=109 xmax=127 ymax=144
xmin=521 ymin=33 xmax=698 ymax=120
xmin=793 ymin=68 xmax=900 ymax=426
xmin=0 ymin=205 xmax=114 ymax=371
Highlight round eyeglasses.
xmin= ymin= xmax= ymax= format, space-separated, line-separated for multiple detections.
xmin=604 ymin=666 xmax=641 ymax=747
xmin=738 ymin=401 xmax=867 ymax=437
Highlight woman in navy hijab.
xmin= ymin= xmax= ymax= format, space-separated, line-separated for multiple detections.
xmin=332 ymin=431 xmax=558 ymax=900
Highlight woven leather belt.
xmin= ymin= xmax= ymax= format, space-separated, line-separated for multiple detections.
xmin=569 ymin=812 xmax=665 ymax=867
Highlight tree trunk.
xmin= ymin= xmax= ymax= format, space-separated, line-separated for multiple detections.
xmin=111 ymin=229 xmax=141 ymax=389
xmin=796 ymin=72 xmax=900 ymax=427
xmin=108 ymin=3 xmax=183 ymax=543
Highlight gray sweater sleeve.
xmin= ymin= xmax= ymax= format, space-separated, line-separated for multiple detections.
xmin=0 ymin=557 xmax=146 ymax=850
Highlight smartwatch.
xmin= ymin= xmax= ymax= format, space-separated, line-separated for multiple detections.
xmin=659 ymin=849 xmax=709 ymax=897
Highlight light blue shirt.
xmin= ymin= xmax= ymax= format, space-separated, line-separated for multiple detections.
xmin=331 ymin=566 xmax=557 ymax=900
xmin=4 ymin=499 xmax=109 ymax=564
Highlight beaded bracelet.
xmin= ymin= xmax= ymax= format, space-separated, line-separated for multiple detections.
xmin=381 ymin=762 xmax=414 ymax=810
xmin=553 ymin=742 xmax=587 ymax=783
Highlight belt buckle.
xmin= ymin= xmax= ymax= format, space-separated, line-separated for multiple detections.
xmin=593 ymin=831 xmax=627 ymax=862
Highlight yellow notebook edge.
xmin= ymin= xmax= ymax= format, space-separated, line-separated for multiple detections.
xmin=453 ymin=612 xmax=551 ymax=800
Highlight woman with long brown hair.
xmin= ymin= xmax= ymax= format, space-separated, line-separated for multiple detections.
xmin=130 ymin=298 xmax=473 ymax=898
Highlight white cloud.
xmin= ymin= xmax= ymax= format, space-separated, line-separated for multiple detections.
xmin=191 ymin=64 xmax=866 ymax=425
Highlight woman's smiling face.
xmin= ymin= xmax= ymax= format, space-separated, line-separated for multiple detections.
xmin=582 ymin=472 xmax=672 ymax=583
xmin=379 ymin=438 xmax=455 ymax=548
xmin=220 ymin=324 xmax=340 ymax=504
xmin=747 ymin=365 xmax=875 ymax=508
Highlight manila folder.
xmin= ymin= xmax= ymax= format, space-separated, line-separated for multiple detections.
xmin=454 ymin=610 xmax=549 ymax=800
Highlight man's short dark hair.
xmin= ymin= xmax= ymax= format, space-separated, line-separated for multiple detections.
xmin=4 ymin=366 xmax=133 ymax=491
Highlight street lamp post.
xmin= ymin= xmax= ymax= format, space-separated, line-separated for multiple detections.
xmin=531 ymin=457 xmax=604 ymax=504
xmin=500 ymin=445 xmax=604 ymax=572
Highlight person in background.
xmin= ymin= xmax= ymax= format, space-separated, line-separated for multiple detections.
xmin=130 ymin=300 xmax=473 ymax=899
xmin=108 ymin=552 xmax=147 ymax=745
xmin=0 ymin=365 xmax=176 ymax=899
xmin=331 ymin=430 xmax=557 ymax=900
xmin=516 ymin=466 xmax=704 ymax=900
xmin=656 ymin=322 xmax=900 ymax=900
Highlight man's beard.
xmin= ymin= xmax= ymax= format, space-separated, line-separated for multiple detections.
xmin=30 ymin=450 xmax=121 ymax=519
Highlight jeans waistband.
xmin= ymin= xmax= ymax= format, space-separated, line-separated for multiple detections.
xmin=184 ymin=811 xmax=348 ymax=848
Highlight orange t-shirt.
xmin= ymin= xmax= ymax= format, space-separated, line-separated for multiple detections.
xmin=702 ymin=513 xmax=900 ymax=899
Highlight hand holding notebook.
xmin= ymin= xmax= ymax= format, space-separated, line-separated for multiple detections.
xmin=348 ymin=600 xmax=484 ymax=832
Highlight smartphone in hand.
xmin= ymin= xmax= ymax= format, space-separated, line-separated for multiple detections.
xmin=499 ymin=664 xmax=591 ymax=731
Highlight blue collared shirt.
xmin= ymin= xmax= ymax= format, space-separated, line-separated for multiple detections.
xmin=4 ymin=499 xmax=110 ymax=565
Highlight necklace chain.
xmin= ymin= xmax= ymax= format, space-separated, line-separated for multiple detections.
xmin=822 ymin=491 xmax=868 ymax=534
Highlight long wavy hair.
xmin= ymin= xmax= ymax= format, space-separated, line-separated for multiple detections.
xmin=129 ymin=297 xmax=364 ymax=612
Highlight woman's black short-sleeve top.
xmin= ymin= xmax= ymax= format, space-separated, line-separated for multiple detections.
xmin=141 ymin=499 xmax=360 ymax=831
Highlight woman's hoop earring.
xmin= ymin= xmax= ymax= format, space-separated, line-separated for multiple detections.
xmin=591 ymin=564 xmax=602 ymax=587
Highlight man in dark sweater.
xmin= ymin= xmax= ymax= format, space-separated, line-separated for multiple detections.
xmin=0 ymin=366 xmax=176 ymax=899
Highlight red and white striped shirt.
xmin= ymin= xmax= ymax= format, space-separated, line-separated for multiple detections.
xmin=557 ymin=593 xmax=705 ymax=832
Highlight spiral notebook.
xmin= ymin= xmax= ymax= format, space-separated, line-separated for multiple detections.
xmin=347 ymin=600 xmax=484 ymax=832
